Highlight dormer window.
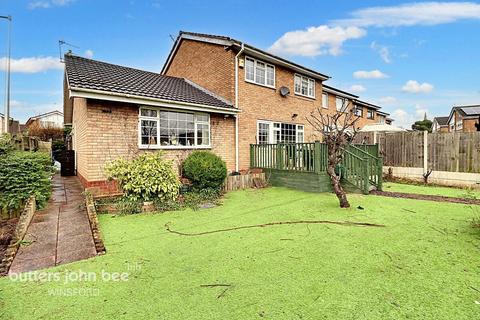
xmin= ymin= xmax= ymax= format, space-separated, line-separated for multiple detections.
xmin=245 ymin=56 xmax=275 ymax=88
xmin=294 ymin=74 xmax=315 ymax=98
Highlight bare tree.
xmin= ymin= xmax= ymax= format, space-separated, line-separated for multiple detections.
xmin=307 ymin=100 xmax=361 ymax=208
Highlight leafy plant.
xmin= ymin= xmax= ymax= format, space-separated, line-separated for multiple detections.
xmin=0 ymin=133 xmax=14 ymax=155
xmin=182 ymin=151 xmax=227 ymax=190
xmin=0 ymin=151 xmax=54 ymax=211
xmin=105 ymin=151 xmax=180 ymax=202
xmin=115 ymin=197 xmax=142 ymax=215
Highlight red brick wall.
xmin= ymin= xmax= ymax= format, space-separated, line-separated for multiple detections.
xmin=164 ymin=39 xmax=235 ymax=103
xmin=71 ymin=99 xmax=235 ymax=192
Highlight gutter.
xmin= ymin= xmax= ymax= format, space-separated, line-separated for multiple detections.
xmin=234 ymin=43 xmax=245 ymax=172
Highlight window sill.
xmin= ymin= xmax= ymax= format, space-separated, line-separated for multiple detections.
xmin=139 ymin=145 xmax=212 ymax=150
xmin=294 ymin=92 xmax=316 ymax=100
xmin=245 ymin=79 xmax=276 ymax=90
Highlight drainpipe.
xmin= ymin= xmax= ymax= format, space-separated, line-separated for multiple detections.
xmin=234 ymin=43 xmax=244 ymax=172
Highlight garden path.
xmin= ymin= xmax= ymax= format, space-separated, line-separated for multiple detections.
xmin=8 ymin=175 xmax=96 ymax=274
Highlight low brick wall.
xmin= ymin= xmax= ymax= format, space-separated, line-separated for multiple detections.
xmin=0 ymin=196 xmax=36 ymax=275
xmin=85 ymin=193 xmax=106 ymax=255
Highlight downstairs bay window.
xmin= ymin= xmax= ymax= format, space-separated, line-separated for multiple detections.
xmin=139 ymin=107 xmax=210 ymax=148
xmin=257 ymin=121 xmax=304 ymax=144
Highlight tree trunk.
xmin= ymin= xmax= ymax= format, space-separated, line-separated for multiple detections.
xmin=326 ymin=143 xmax=350 ymax=208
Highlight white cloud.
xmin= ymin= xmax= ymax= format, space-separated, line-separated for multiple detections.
xmin=353 ymin=69 xmax=388 ymax=79
xmin=390 ymin=105 xmax=429 ymax=128
xmin=371 ymin=41 xmax=391 ymax=63
xmin=269 ymin=25 xmax=366 ymax=57
xmin=378 ymin=96 xmax=397 ymax=105
xmin=0 ymin=56 xmax=63 ymax=73
xmin=28 ymin=0 xmax=75 ymax=9
xmin=334 ymin=2 xmax=480 ymax=27
xmin=349 ymin=84 xmax=366 ymax=93
xmin=84 ymin=49 xmax=94 ymax=58
xmin=402 ymin=80 xmax=434 ymax=94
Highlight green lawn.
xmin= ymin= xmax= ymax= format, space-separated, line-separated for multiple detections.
xmin=1 ymin=187 xmax=479 ymax=319
xmin=383 ymin=182 xmax=480 ymax=199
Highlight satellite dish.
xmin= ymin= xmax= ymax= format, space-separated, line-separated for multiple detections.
xmin=279 ymin=86 xmax=290 ymax=97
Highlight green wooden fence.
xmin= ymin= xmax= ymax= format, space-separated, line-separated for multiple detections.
xmin=250 ymin=142 xmax=383 ymax=194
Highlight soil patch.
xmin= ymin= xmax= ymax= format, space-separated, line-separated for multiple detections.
xmin=0 ymin=218 xmax=18 ymax=258
xmin=371 ymin=190 xmax=480 ymax=205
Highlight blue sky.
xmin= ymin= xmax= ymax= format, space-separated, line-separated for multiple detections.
xmin=1 ymin=0 xmax=480 ymax=127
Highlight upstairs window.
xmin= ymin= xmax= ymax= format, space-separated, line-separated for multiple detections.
xmin=354 ymin=105 xmax=363 ymax=117
xmin=322 ymin=93 xmax=328 ymax=108
xmin=245 ymin=56 xmax=275 ymax=88
xmin=367 ymin=109 xmax=374 ymax=119
xmin=294 ymin=74 xmax=315 ymax=98
xmin=336 ymin=97 xmax=349 ymax=112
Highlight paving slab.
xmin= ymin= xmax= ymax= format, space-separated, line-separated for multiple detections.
xmin=8 ymin=175 xmax=97 ymax=274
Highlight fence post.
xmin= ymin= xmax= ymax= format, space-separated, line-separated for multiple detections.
xmin=314 ymin=141 xmax=321 ymax=174
xmin=363 ymin=158 xmax=370 ymax=194
xmin=423 ymin=130 xmax=428 ymax=174
xmin=276 ymin=142 xmax=282 ymax=170
xmin=377 ymin=157 xmax=383 ymax=191
xmin=250 ymin=144 xmax=254 ymax=168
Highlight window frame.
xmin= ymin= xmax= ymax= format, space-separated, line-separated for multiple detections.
xmin=245 ymin=56 xmax=275 ymax=89
xmin=322 ymin=93 xmax=328 ymax=109
xmin=138 ymin=107 xmax=211 ymax=149
xmin=294 ymin=74 xmax=315 ymax=99
xmin=366 ymin=109 xmax=375 ymax=120
xmin=256 ymin=120 xmax=304 ymax=144
xmin=336 ymin=97 xmax=349 ymax=112
xmin=353 ymin=105 xmax=363 ymax=117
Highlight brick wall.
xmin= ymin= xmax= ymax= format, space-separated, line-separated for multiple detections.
xmin=164 ymin=39 xmax=235 ymax=102
xmin=72 ymin=99 xmax=235 ymax=190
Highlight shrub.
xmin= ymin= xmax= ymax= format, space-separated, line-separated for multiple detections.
xmin=182 ymin=151 xmax=227 ymax=190
xmin=0 ymin=151 xmax=54 ymax=211
xmin=105 ymin=151 xmax=180 ymax=202
xmin=27 ymin=122 xmax=64 ymax=141
xmin=0 ymin=134 xmax=14 ymax=155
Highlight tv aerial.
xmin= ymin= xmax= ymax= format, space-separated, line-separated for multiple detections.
xmin=59 ymin=40 xmax=79 ymax=62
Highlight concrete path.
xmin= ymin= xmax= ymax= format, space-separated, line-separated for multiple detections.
xmin=9 ymin=175 xmax=97 ymax=274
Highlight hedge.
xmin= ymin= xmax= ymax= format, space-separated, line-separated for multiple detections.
xmin=0 ymin=151 xmax=54 ymax=211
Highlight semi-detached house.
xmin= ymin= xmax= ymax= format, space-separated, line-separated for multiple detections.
xmin=63 ymin=31 xmax=391 ymax=192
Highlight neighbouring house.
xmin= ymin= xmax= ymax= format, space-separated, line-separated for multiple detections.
xmin=64 ymin=31 xmax=392 ymax=192
xmin=432 ymin=116 xmax=449 ymax=132
xmin=0 ymin=113 xmax=20 ymax=135
xmin=446 ymin=105 xmax=480 ymax=132
xmin=25 ymin=110 xmax=64 ymax=129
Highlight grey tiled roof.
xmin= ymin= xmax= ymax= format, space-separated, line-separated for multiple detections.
xmin=433 ymin=116 xmax=449 ymax=125
xmin=65 ymin=55 xmax=234 ymax=109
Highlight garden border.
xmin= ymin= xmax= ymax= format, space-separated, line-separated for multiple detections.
xmin=0 ymin=196 xmax=36 ymax=275
xmin=85 ymin=193 xmax=106 ymax=255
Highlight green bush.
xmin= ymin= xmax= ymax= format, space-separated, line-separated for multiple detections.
xmin=105 ymin=151 xmax=180 ymax=202
xmin=0 ymin=151 xmax=54 ymax=210
xmin=0 ymin=134 xmax=14 ymax=155
xmin=182 ymin=151 xmax=227 ymax=190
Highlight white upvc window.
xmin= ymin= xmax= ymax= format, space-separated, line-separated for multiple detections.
xmin=354 ymin=105 xmax=363 ymax=117
xmin=336 ymin=97 xmax=349 ymax=112
xmin=294 ymin=74 xmax=315 ymax=98
xmin=245 ymin=56 xmax=275 ymax=88
xmin=366 ymin=109 xmax=374 ymax=120
xmin=256 ymin=121 xmax=304 ymax=144
xmin=456 ymin=120 xmax=463 ymax=130
xmin=322 ymin=93 xmax=328 ymax=109
xmin=139 ymin=107 xmax=210 ymax=149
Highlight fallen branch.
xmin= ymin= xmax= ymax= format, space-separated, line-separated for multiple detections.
xmin=165 ymin=220 xmax=385 ymax=237
xmin=200 ymin=284 xmax=232 ymax=288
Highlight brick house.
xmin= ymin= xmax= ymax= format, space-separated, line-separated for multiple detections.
xmin=432 ymin=116 xmax=449 ymax=132
xmin=446 ymin=105 xmax=480 ymax=132
xmin=64 ymin=31 xmax=391 ymax=191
